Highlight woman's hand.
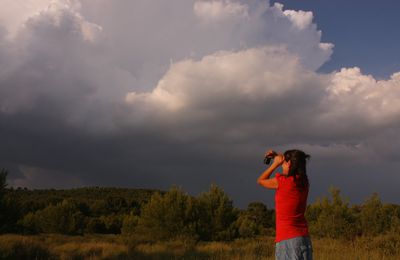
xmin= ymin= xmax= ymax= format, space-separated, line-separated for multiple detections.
xmin=272 ymin=154 xmax=284 ymax=166
xmin=265 ymin=150 xmax=284 ymax=166
xmin=258 ymin=150 xmax=282 ymax=189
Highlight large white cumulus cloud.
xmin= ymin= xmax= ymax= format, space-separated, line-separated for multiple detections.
xmin=125 ymin=46 xmax=327 ymax=144
xmin=1 ymin=0 xmax=400 ymax=205
xmin=326 ymin=68 xmax=400 ymax=126
xmin=125 ymin=45 xmax=400 ymax=148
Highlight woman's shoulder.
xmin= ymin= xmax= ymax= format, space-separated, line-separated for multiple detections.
xmin=277 ymin=174 xmax=309 ymax=189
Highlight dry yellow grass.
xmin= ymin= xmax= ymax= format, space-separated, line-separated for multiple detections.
xmin=53 ymin=242 xmax=128 ymax=260
xmin=0 ymin=234 xmax=399 ymax=259
xmin=312 ymin=236 xmax=400 ymax=260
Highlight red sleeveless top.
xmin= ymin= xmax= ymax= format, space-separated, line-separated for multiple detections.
xmin=275 ymin=173 xmax=309 ymax=242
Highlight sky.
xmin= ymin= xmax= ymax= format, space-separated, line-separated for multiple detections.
xmin=271 ymin=0 xmax=400 ymax=79
xmin=1 ymin=0 xmax=400 ymax=208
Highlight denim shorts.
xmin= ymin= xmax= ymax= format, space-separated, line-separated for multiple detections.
xmin=275 ymin=236 xmax=313 ymax=260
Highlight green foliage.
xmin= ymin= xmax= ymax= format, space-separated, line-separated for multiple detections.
xmin=0 ymin=169 xmax=21 ymax=233
xmin=136 ymin=186 xmax=198 ymax=241
xmin=20 ymin=200 xmax=85 ymax=235
xmin=5 ymin=183 xmax=161 ymax=234
xmin=357 ymin=193 xmax=386 ymax=236
xmin=84 ymin=217 xmax=107 ymax=234
xmin=99 ymin=214 xmax=123 ymax=234
xmin=18 ymin=213 xmax=39 ymax=234
xmin=0 ymin=168 xmax=6 ymax=197
xmin=7 ymin=186 xmax=158 ymax=217
xmin=389 ymin=206 xmax=400 ymax=234
xmin=121 ymin=213 xmax=140 ymax=235
xmin=0 ymin=169 xmax=7 ymax=233
xmin=105 ymin=196 xmax=128 ymax=214
xmin=307 ymin=187 xmax=357 ymax=239
xmin=235 ymin=213 xmax=262 ymax=238
xmin=307 ymin=188 xmax=400 ymax=239
xmin=234 ymin=202 xmax=274 ymax=238
xmin=2 ymin=168 xmax=400 ymax=242
xmin=195 ymin=184 xmax=237 ymax=241
xmin=246 ymin=202 xmax=274 ymax=229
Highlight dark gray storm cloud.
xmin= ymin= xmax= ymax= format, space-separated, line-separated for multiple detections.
xmin=1 ymin=0 xmax=400 ymax=208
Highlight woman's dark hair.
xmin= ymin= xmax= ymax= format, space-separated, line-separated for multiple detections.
xmin=284 ymin=149 xmax=311 ymax=188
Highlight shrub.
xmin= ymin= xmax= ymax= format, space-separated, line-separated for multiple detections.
xmin=307 ymin=187 xmax=357 ymax=239
xmin=236 ymin=214 xmax=262 ymax=238
xmin=21 ymin=199 xmax=85 ymax=234
xmin=136 ymin=186 xmax=198 ymax=241
xmin=121 ymin=213 xmax=140 ymax=235
xmin=195 ymin=184 xmax=238 ymax=241
xmin=84 ymin=217 xmax=107 ymax=234
xmin=357 ymin=193 xmax=386 ymax=236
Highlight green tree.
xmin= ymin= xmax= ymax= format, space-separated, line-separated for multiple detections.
xmin=25 ymin=199 xmax=85 ymax=234
xmin=307 ymin=187 xmax=356 ymax=239
xmin=18 ymin=212 xmax=39 ymax=234
xmin=99 ymin=214 xmax=123 ymax=234
xmin=235 ymin=213 xmax=262 ymax=238
xmin=0 ymin=168 xmax=6 ymax=199
xmin=84 ymin=217 xmax=107 ymax=234
xmin=89 ymin=200 xmax=108 ymax=216
xmin=0 ymin=169 xmax=8 ymax=232
xmin=234 ymin=202 xmax=274 ymax=238
xmin=195 ymin=184 xmax=238 ymax=241
xmin=0 ymin=169 xmax=21 ymax=233
xmin=358 ymin=193 xmax=385 ymax=236
xmin=247 ymin=202 xmax=274 ymax=229
xmin=387 ymin=204 xmax=400 ymax=234
xmin=106 ymin=196 xmax=128 ymax=214
xmin=136 ymin=186 xmax=197 ymax=241
xmin=121 ymin=213 xmax=140 ymax=235
xmin=389 ymin=214 xmax=400 ymax=234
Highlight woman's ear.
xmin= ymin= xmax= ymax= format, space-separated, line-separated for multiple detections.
xmin=286 ymin=160 xmax=291 ymax=167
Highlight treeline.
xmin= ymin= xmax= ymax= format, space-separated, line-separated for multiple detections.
xmin=307 ymin=188 xmax=400 ymax=239
xmin=0 ymin=169 xmax=161 ymax=235
xmin=1 ymin=169 xmax=400 ymax=241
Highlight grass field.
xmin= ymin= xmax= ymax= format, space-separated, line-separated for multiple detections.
xmin=0 ymin=234 xmax=399 ymax=259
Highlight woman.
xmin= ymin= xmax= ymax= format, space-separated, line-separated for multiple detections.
xmin=257 ymin=149 xmax=313 ymax=260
